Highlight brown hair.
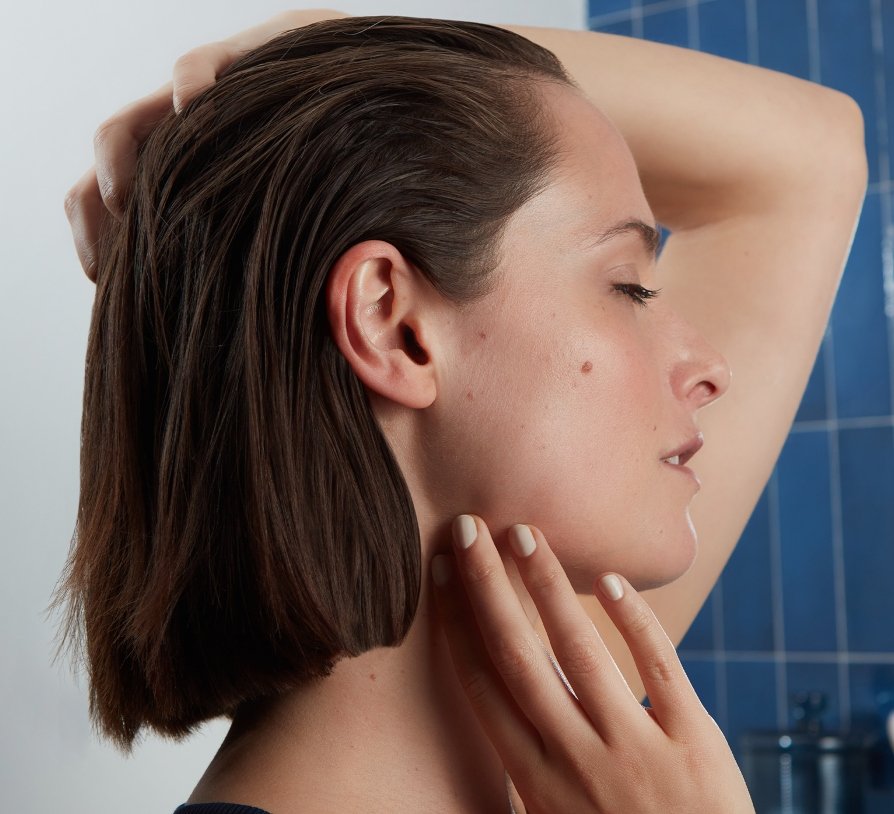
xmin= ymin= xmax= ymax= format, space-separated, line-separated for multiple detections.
xmin=49 ymin=15 xmax=575 ymax=753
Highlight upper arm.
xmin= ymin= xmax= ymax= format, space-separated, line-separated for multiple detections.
xmin=561 ymin=95 xmax=869 ymax=701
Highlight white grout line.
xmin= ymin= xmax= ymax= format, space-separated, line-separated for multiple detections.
xmin=631 ymin=0 xmax=644 ymax=39
xmin=745 ymin=0 xmax=758 ymax=66
xmin=884 ymin=218 xmax=894 ymax=320
xmin=823 ymin=323 xmax=852 ymax=729
xmin=885 ymin=219 xmax=894 ymax=391
xmin=766 ymin=468 xmax=789 ymax=729
xmin=680 ymin=650 xmax=894 ymax=663
xmin=871 ymin=7 xmax=894 ymax=715
xmin=687 ymin=0 xmax=699 ymax=52
xmin=588 ymin=0 xmax=721 ymax=29
xmin=806 ymin=0 xmax=821 ymax=86
xmin=790 ymin=415 xmax=894 ymax=431
xmin=868 ymin=0 xmax=894 ymax=456
xmin=586 ymin=9 xmax=629 ymax=29
xmin=802 ymin=0 xmax=854 ymax=732
xmin=867 ymin=0 xmax=894 ymax=752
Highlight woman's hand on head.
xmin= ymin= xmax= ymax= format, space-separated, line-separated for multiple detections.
xmin=431 ymin=515 xmax=756 ymax=814
xmin=63 ymin=8 xmax=350 ymax=283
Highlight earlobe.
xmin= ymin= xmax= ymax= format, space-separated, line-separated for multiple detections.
xmin=325 ymin=240 xmax=437 ymax=410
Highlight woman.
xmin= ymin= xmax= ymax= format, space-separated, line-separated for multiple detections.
xmin=57 ymin=9 xmax=867 ymax=814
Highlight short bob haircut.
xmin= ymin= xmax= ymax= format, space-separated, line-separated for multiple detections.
xmin=50 ymin=15 xmax=577 ymax=754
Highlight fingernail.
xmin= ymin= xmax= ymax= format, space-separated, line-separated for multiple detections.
xmin=598 ymin=573 xmax=624 ymax=601
xmin=509 ymin=524 xmax=536 ymax=558
xmin=453 ymin=514 xmax=478 ymax=549
xmin=431 ymin=555 xmax=452 ymax=586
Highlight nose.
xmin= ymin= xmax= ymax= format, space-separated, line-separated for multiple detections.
xmin=668 ymin=315 xmax=731 ymax=410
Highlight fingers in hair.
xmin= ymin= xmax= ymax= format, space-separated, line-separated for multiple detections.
xmin=63 ymin=166 xmax=104 ymax=282
xmin=92 ymin=80 xmax=174 ymax=218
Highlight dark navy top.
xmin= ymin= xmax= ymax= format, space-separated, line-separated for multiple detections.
xmin=174 ymin=804 xmax=273 ymax=814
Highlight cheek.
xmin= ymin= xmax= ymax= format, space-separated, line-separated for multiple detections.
xmin=448 ymin=329 xmax=650 ymax=519
xmin=417 ymin=335 xmax=532 ymax=504
xmin=428 ymin=323 xmax=574 ymax=517
xmin=436 ymin=313 xmax=684 ymax=581
xmin=557 ymin=332 xmax=657 ymax=461
xmin=495 ymin=337 xmax=692 ymax=592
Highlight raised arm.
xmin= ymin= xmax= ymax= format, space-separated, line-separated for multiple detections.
xmin=499 ymin=23 xmax=868 ymax=700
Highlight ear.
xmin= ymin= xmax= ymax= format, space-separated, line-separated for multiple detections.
xmin=325 ymin=240 xmax=438 ymax=410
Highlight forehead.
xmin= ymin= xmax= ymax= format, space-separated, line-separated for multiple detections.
xmin=500 ymin=83 xmax=655 ymax=258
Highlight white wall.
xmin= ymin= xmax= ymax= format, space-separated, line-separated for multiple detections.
xmin=0 ymin=1 xmax=584 ymax=811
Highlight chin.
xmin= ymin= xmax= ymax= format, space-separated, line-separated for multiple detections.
xmin=629 ymin=560 xmax=694 ymax=592
xmin=554 ymin=512 xmax=699 ymax=595
xmin=632 ymin=519 xmax=699 ymax=591
xmin=595 ymin=518 xmax=699 ymax=594
xmin=565 ymin=556 xmax=691 ymax=595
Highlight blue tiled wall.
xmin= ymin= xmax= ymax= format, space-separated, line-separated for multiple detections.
xmin=588 ymin=1 xmax=894 ymax=809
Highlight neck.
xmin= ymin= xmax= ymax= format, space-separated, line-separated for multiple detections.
xmin=188 ymin=546 xmax=535 ymax=814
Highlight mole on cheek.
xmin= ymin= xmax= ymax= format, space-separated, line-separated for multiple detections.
xmin=581 ymin=360 xmax=593 ymax=374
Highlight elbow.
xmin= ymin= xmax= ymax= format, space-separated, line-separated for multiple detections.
xmin=769 ymin=87 xmax=869 ymax=202
xmin=819 ymin=90 xmax=870 ymax=187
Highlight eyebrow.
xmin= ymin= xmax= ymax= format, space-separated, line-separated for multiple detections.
xmin=585 ymin=218 xmax=662 ymax=260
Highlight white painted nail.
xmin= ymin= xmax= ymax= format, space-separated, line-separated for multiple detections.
xmin=454 ymin=514 xmax=478 ymax=549
xmin=598 ymin=573 xmax=624 ymax=601
xmin=510 ymin=524 xmax=536 ymax=558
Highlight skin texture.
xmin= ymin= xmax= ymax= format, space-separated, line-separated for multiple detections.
xmin=186 ymin=80 xmax=731 ymax=814
xmin=351 ymin=80 xmax=730 ymax=595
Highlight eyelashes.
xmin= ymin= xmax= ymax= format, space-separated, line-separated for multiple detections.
xmin=613 ymin=282 xmax=662 ymax=309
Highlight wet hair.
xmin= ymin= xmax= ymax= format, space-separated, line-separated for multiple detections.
xmin=49 ymin=15 xmax=575 ymax=753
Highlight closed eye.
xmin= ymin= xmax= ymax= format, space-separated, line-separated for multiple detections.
xmin=614 ymin=282 xmax=662 ymax=308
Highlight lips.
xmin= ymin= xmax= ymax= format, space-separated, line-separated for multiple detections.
xmin=660 ymin=432 xmax=704 ymax=466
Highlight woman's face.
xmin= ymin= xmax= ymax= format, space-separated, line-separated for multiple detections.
xmin=416 ymin=82 xmax=731 ymax=594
